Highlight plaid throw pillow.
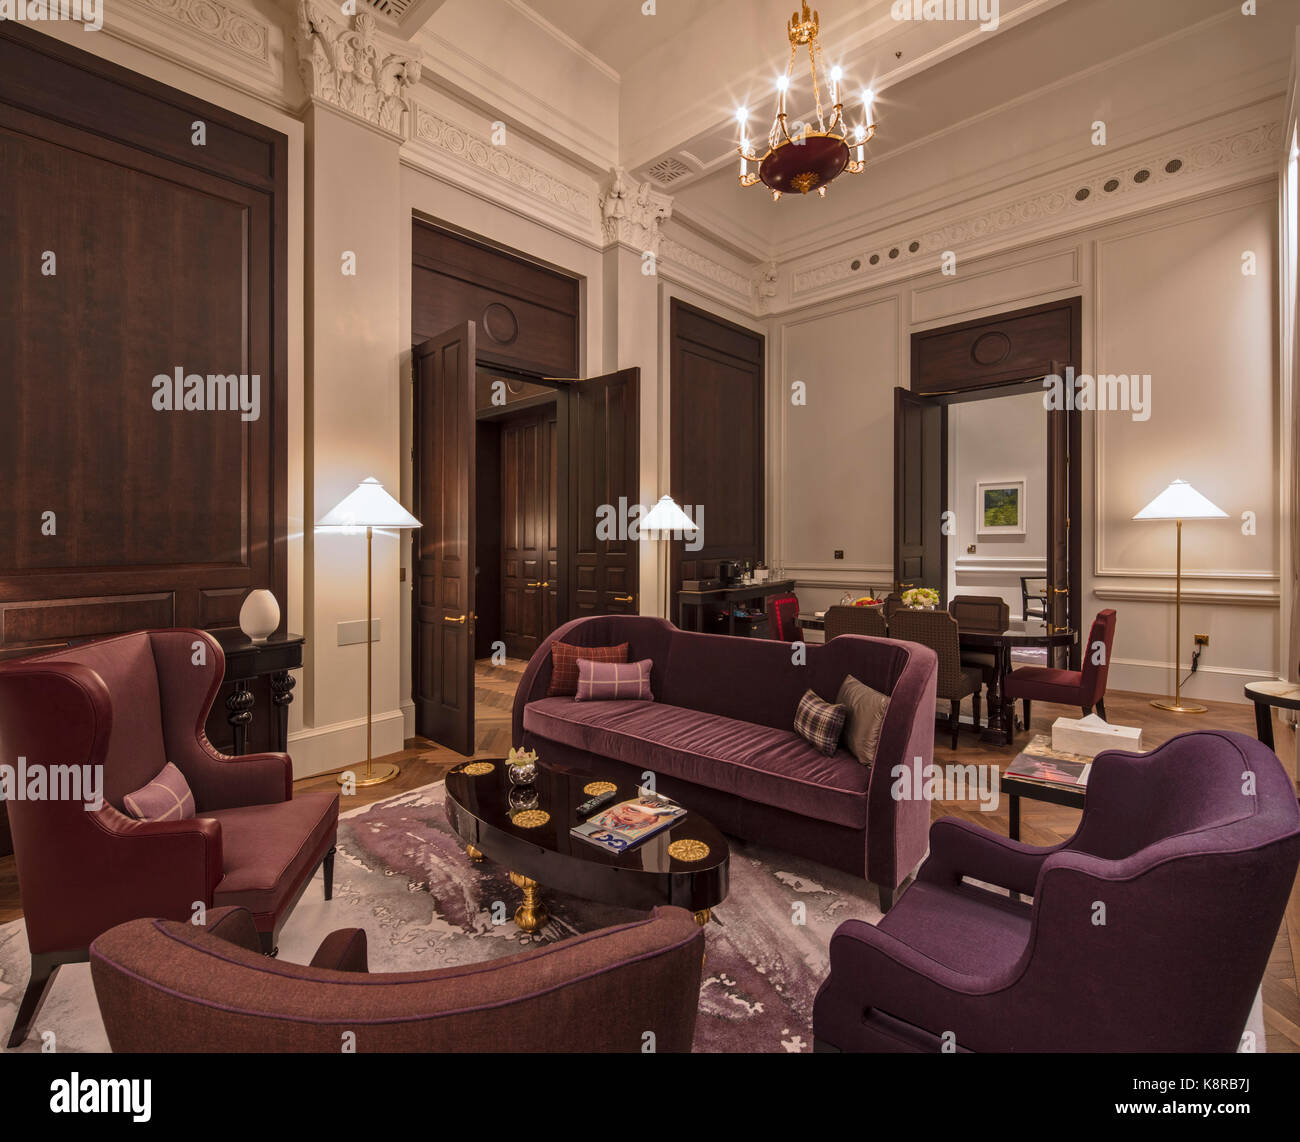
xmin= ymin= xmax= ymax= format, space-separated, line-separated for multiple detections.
xmin=123 ymin=762 xmax=195 ymax=821
xmin=575 ymin=658 xmax=654 ymax=702
xmin=548 ymin=641 xmax=629 ymax=696
xmin=793 ymin=689 xmax=848 ymax=756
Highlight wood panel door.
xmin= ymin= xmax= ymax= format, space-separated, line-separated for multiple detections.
xmin=1045 ymin=360 xmax=1082 ymax=668
xmin=0 ymin=25 xmax=287 ymax=659
xmin=567 ymin=370 xmax=640 ymax=617
xmin=413 ymin=324 xmax=476 ymax=755
xmin=501 ymin=407 xmax=558 ymax=659
xmin=669 ymin=301 xmax=765 ymax=597
xmin=894 ymin=387 xmax=948 ymax=600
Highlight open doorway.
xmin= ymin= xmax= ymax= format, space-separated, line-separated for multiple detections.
xmin=897 ymin=297 xmax=1083 ymax=669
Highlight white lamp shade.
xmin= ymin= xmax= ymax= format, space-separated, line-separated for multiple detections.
xmin=641 ymin=494 xmax=698 ymax=534
xmin=1132 ymin=479 xmax=1227 ymax=521
xmin=317 ymin=477 xmax=422 ymax=528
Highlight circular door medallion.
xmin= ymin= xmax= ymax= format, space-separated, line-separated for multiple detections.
xmin=482 ymin=302 xmax=519 ymax=345
xmin=971 ymin=331 xmax=1012 ymax=367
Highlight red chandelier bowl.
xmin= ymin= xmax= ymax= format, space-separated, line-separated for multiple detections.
xmin=758 ymin=133 xmax=850 ymax=195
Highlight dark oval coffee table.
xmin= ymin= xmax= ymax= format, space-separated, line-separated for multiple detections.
xmin=444 ymin=759 xmax=730 ymax=933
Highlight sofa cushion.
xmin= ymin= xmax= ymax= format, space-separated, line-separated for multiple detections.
xmin=123 ymin=761 xmax=195 ymax=822
xmin=576 ymin=658 xmax=654 ymax=702
xmin=548 ymin=641 xmax=629 ymax=697
xmin=206 ymin=791 xmax=338 ymax=924
xmin=524 ymin=698 xmax=869 ymax=828
xmin=878 ymin=881 xmax=1032 ymax=975
xmin=837 ymin=675 xmax=890 ymax=766
xmin=793 ymin=689 xmax=848 ymax=756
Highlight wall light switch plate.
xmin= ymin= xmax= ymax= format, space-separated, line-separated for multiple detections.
xmin=967 ymin=544 xmax=977 ymax=554
xmin=834 ymin=550 xmax=844 ymax=560
xmin=338 ymin=618 xmax=381 ymax=646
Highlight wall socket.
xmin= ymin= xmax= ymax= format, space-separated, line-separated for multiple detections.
xmin=834 ymin=550 xmax=844 ymax=560
xmin=1193 ymin=633 xmax=1210 ymax=647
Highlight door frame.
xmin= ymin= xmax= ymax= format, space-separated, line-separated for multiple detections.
xmin=905 ymin=297 xmax=1083 ymax=668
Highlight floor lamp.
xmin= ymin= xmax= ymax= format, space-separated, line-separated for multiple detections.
xmin=317 ymin=477 xmax=422 ymax=786
xmin=1133 ymin=479 xmax=1226 ymax=714
xmin=641 ymin=494 xmax=699 ymax=624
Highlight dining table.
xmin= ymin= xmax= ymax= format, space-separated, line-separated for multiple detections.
xmin=798 ymin=611 xmax=1077 ymax=746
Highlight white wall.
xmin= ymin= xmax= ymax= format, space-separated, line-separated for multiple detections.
xmin=947 ymin=391 xmax=1047 ymax=617
xmin=771 ymin=183 xmax=1282 ymax=702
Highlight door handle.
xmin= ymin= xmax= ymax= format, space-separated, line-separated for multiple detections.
xmin=443 ymin=614 xmax=467 ymax=624
xmin=526 ymin=581 xmax=542 ymax=588
xmin=613 ymin=595 xmax=634 ymax=603
xmin=1052 ymin=587 xmax=1068 ymax=596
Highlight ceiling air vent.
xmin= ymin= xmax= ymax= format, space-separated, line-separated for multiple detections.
xmin=361 ymin=0 xmax=418 ymax=18
xmin=646 ymin=157 xmax=693 ymax=186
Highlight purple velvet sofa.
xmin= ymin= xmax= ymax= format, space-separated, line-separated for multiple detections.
xmin=514 ymin=615 xmax=939 ymax=909
xmin=812 ymin=730 xmax=1300 ymax=1052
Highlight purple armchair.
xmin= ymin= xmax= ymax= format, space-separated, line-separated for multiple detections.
xmin=812 ymin=731 xmax=1300 ymax=1052
xmin=91 ymin=904 xmax=704 ymax=1052
xmin=0 ymin=630 xmax=338 ymax=1047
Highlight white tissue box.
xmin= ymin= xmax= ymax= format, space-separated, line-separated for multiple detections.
xmin=1051 ymin=714 xmax=1142 ymax=758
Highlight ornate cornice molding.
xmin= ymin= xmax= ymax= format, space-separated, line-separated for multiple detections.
xmin=600 ymin=168 xmax=673 ymax=254
xmin=787 ymin=113 xmax=1281 ymax=303
xmin=404 ymin=105 xmax=598 ymax=240
xmin=657 ymin=235 xmax=754 ymax=305
xmin=296 ymin=1 xmax=421 ymax=139
xmin=141 ymin=0 xmax=269 ymax=62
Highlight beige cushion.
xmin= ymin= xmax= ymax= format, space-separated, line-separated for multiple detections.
xmin=836 ymin=674 xmax=891 ymax=765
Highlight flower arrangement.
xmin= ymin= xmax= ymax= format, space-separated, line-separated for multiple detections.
xmin=506 ymin=746 xmax=539 ymax=786
xmin=902 ymin=587 xmax=940 ymax=609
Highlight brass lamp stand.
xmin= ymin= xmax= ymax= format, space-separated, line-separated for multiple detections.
xmin=1133 ymin=480 xmax=1227 ymax=715
xmin=316 ymin=477 xmax=422 ymax=787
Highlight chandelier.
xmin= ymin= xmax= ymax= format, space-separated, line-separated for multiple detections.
xmin=737 ymin=2 xmax=875 ymax=200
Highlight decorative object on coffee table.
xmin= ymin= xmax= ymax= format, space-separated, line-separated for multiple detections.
xmin=1133 ymin=479 xmax=1227 ymax=714
xmin=316 ymin=477 xmax=422 ymax=786
xmin=506 ymin=746 xmax=538 ymax=786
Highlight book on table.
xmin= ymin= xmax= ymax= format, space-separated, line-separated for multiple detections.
xmin=571 ymin=794 xmax=686 ymax=854
xmin=1005 ymin=734 xmax=1092 ymax=789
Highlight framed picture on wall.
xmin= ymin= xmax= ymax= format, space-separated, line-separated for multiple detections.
xmin=976 ymin=480 xmax=1026 ymax=536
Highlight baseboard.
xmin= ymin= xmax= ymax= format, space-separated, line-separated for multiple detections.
xmin=1107 ymin=659 xmax=1275 ymax=705
xmin=287 ymin=709 xmax=407 ymax=779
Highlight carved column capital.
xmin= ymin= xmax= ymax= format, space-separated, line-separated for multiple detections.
xmin=296 ymin=1 xmax=421 ymax=139
xmin=600 ymin=168 xmax=673 ymax=255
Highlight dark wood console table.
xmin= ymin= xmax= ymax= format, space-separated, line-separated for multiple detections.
xmin=677 ymin=579 xmax=796 ymax=636
xmin=216 ymin=631 xmax=304 ymax=755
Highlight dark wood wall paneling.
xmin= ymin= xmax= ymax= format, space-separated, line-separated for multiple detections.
xmin=411 ymin=220 xmax=579 ymax=378
xmin=0 ymin=24 xmax=289 ymax=752
xmin=670 ymin=301 xmax=765 ymax=594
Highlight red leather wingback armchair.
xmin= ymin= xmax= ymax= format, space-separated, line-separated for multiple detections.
xmin=0 ymin=629 xmax=339 ymax=1047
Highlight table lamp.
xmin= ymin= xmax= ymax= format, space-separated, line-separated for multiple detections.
xmin=1133 ymin=479 xmax=1227 ymax=714
xmin=641 ymin=494 xmax=699 ymax=623
xmin=317 ymin=477 xmax=422 ymax=786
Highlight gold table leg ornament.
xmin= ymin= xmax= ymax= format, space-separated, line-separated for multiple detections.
xmin=466 ymin=844 xmax=483 ymax=862
xmin=509 ymin=871 xmax=548 ymax=933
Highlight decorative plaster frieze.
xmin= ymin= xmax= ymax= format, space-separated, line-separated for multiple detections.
xmin=790 ymin=116 xmax=1282 ymax=301
xmin=406 ymin=106 xmax=597 ymax=231
xmin=600 ymin=168 xmax=673 ymax=254
xmin=140 ymin=0 xmax=269 ymax=61
xmin=297 ymin=1 xmax=420 ymax=138
xmin=657 ymin=236 xmax=754 ymax=304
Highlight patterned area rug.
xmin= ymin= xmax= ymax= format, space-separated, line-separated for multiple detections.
xmin=0 ymin=780 xmax=882 ymax=1053
xmin=0 ymin=780 xmax=1270 ymax=1052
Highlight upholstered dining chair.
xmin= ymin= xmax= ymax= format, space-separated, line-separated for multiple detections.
xmin=813 ymin=730 xmax=1300 ymax=1052
xmin=91 ymin=904 xmax=704 ymax=1052
xmin=824 ymin=604 xmax=887 ymax=640
xmin=0 ymin=629 xmax=339 ymax=1048
xmin=769 ymin=593 xmax=803 ymax=643
xmin=948 ymin=595 xmax=1009 ymax=701
xmin=889 ymin=609 xmax=981 ymax=749
xmin=1005 ymin=609 xmax=1117 ymax=730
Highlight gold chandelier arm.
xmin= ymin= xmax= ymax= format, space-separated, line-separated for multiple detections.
xmin=809 ymin=37 xmax=824 ymax=131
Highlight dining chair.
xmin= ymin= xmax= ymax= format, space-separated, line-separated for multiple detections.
xmin=1005 ymin=609 xmax=1117 ymax=730
xmin=769 ymin=593 xmax=803 ymax=642
xmin=882 ymin=592 xmax=905 ymax=622
xmin=889 ymin=609 xmax=982 ymax=749
xmin=1021 ymin=576 xmax=1048 ymax=621
xmin=824 ymin=604 xmax=887 ymax=640
xmin=948 ymin=596 xmax=1009 ymax=724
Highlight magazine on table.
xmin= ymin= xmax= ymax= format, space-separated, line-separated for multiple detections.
xmin=1005 ymin=735 xmax=1092 ymax=788
xmin=571 ymin=794 xmax=686 ymax=854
